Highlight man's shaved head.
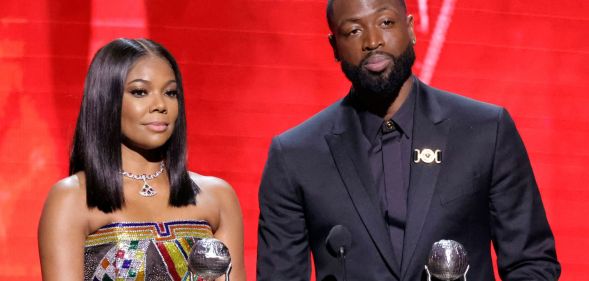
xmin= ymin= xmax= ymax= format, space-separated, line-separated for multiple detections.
xmin=326 ymin=0 xmax=407 ymax=31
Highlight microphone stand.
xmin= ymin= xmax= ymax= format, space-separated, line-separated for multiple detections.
xmin=339 ymin=247 xmax=347 ymax=281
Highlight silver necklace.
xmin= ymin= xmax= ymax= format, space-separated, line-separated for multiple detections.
xmin=120 ymin=162 xmax=165 ymax=197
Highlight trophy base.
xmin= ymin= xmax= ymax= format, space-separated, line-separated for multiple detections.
xmin=188 ymin=262 xmax=231 ymax=281
xmin=424 ymin=264 xmax=469 ymax=281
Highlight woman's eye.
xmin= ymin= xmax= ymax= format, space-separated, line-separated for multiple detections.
xmin=165 ymin=90 xmax=178 ymax=97
xmin=130 ymin=89 xmax=148 ymax=97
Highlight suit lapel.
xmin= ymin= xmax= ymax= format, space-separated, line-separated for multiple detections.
xmin=401 ymin=81 xmax=451 ymax=279
xmin=325 ymin=99 xmax=401 ymax=278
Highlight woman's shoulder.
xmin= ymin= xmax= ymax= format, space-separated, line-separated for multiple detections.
xmin=187 ymin=172 xmax=242 ymax=236
xmin=188 ymin=171 xmax=232 ymax=191
xmin=40 ymin=172 xmax=91 ymax=236
xmin=188 ymin=171 xmax=238 ymax=204
xmin=47 ymin=172 xmax=87 ymax=204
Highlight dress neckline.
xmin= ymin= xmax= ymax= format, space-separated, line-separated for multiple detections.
xmin=86 ymin=220 xmax=213 ymax=246
xmin=101 ymin=219 xmax=209 ymax=227
xmin=90 ymin=219 xmax=211 ymax=234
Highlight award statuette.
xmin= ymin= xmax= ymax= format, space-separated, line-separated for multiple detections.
xmin=425 ymin=239 xmax=469 ymax=281
xmin=188 ymin=238 xmax=232 ymax=281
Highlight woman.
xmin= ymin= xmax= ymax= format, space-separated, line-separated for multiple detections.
xmin=38 ymin=38 xmax=245 ymax=280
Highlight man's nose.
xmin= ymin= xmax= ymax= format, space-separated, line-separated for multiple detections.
xmin=362 ymin=26 xmax=384 ymax=52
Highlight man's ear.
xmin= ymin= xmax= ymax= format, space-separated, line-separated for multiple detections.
xmin=407 ymin=15 xmax=416 ymax=44
xmin=328 ymin=34 xmax=340 ymax=62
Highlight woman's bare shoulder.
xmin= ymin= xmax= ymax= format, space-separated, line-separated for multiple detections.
xmin=188 ymin=171 xmax=232 ymax=191
xmin=40 ymin=172 xmax=90 ymax=233
xmin=39 ymin=173 xmax=90 ymax=280
xmin=188 ymin=171 xmax=238 ymax=204
xmin=47 ymin=172 xmax=86 ymax=203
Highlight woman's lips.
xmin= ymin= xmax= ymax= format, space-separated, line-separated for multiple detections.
xmin=363 ymin=54 xmax=391 ymax=72
xmin=145 ymin=122 xmax=168 ymax=132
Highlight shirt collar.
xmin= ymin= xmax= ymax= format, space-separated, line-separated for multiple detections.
xmin=357 ymin=82 xmax=416 ymax=145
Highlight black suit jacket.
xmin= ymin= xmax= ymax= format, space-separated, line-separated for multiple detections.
xmin=257 ymin=79 xmax=560 ymax=281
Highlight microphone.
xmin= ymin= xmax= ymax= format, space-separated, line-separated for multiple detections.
xmin=325 ymin=225 xmax=352 ymax=281
xmin=425 ymin=239 xmax=469 ymax=281
xmin=187 ymin=238 xmax=232 ymax=281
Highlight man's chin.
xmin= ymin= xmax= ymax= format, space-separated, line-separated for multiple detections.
xmin=357 ymin=74 xmax=393 ymax=93
xmin=364 ymin=64 xmax=396 ymax=80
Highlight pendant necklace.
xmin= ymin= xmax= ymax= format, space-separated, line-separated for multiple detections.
xmin=120 ymin=162 xmax=165 ymax=197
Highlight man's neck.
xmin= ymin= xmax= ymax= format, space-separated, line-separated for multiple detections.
xmin=383 ymin=76 xmax=414 ymax=120
xmin=351 ymin=76 xmax=414 ymax=120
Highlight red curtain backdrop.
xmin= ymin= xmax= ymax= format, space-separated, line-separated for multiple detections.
xmin=0 ymin=0 xmax=587 ymax=280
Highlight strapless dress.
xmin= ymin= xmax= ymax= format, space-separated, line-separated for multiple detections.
xmin=84 ymin=220 xmax=212 ymax=281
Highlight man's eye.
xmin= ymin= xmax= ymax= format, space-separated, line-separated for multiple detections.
xmin=347 ymin=29 xmax=361 ymax=36
xmin=382 ymin=20 xmax=394 ymax=26
xmin=130 ymin=89 xmax=148 ymax=96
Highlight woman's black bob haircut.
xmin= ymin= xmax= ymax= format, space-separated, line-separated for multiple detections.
xmin=69 ymin=38 xmax=197 ymax=213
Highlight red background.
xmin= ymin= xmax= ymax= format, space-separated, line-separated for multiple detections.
xmin=0 ymin=0 xmax=587 ymax=280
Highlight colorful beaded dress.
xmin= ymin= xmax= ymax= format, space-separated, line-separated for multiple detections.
xmin=84 ymin=220 xmax=212 ymax=281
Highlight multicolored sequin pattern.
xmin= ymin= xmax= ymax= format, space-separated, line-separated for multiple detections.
xmin=85 ymin=220 xmax=212 ymax=281
xmin=90 ymin=239 xmax=150 ymax=280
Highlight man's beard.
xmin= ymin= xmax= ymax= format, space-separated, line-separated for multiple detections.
xmin=341 ymin=43 xmax=416 ymax=105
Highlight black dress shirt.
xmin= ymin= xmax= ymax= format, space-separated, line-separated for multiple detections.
xmin=357 ymin=87 xmax=416 ymax=267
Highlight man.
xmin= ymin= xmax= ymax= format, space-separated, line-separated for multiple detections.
xmin=257 ymin=0 xmax=560 ymax=280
